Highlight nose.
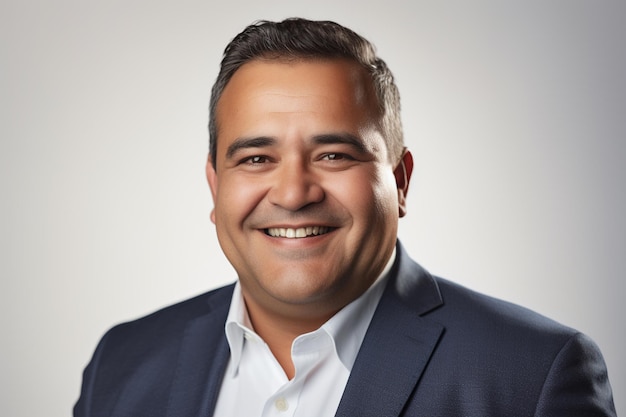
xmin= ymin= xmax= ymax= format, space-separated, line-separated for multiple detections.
xmin=267 ymin=160 xmax=324 ymax=211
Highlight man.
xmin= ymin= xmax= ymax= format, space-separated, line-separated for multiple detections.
xmin=75 ymin=18 xmax=616 ymax=416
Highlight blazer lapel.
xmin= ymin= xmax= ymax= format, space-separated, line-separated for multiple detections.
xmin=335 ymin=243 xmax=444 ymax=417
xmin=166 ymin=286 xmax=233 ymax=417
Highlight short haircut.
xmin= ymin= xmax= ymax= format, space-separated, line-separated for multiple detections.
xmin=208 ymin=18 xmax=404 ymax=168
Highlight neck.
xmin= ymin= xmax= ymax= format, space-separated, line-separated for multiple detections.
xmin=243 ymin=297 xmax=337 ymax=380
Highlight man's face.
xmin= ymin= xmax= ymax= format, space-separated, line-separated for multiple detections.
xmin=207 ymin=59 xmax=411 ymax=323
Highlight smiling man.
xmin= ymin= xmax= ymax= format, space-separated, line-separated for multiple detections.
xmin=206 ymin=58 xmax=408 ymax=381
xmin=75 ymin=18 xmax=616 ymax=417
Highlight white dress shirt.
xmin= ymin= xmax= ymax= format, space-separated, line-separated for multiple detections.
xmin=213 ymin=249 xmax=395 ymax=417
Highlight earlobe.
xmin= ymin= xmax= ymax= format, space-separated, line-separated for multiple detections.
xmin=206 ymin=155 xmax=218 ymax=225
xmin=393 ymin=148 xmax=414 ymax=218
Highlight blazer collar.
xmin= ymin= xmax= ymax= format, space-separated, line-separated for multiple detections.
xmin=335 ymin=241 xmax=445 ymax=417
xmin=165 ymin=285 xmax=233 ymax=417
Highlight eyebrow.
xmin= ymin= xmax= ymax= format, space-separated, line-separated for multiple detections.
xmin=311 ymin=133 xmax=369 ymax=154
xmin=224 ymin=133 xmax=369 ymax=159
xmin=225 ymin=136 xmax=277 ymax=159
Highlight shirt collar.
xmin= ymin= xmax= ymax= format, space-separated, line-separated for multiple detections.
xmin=224 ymin=282 xmax=252 ymax=376
xmin=223 ymin=248 xmax=396 ymax=374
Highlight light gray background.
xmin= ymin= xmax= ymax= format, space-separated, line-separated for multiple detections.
xmin=1 ymin=1 xmax=624 ymax=416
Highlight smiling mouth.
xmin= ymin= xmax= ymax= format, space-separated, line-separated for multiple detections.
xmin=265 ymin=226 xmax=333 ymax=238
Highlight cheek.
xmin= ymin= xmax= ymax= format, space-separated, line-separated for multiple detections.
xmin=215 ymin=176 xmax=266 ymax=228
xmin=328 ymin=168 xmax=398 ymax=221
xmin=373 ymin=170 xmax=400 ymax=214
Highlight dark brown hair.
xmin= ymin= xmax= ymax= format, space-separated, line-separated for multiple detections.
xmin=208 ymin=18 xmax=403 ymax=167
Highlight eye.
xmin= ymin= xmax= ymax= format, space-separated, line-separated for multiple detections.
xmin=242 ymin=155 xmax=269 ymax=165
xmin=321 ymin=153 xmax=350 ymax=161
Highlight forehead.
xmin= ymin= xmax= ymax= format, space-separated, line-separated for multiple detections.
xmin=224 ymin=58 xmax=372 ymax=98
xmin=214 ymin=59 xmax=380 ymax=145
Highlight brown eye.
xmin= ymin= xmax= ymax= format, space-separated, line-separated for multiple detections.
xmin=322 ymin=153 xmax=344 ymax=160
xmin=245 ymin=155 xmax=268 ymax=164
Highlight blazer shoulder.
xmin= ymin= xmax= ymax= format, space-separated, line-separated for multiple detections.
xmin=398 ymin=276 xmax=616 ymax=415
xmin=75 ymin=284 xmax=235 ymax=417
xmin=100 ymin=283 xmax=235 ymax=351
xmin=431 ymin=276 xmax=577 ymax=340
xmin=393 ymin=243 xmax=575 ymax=340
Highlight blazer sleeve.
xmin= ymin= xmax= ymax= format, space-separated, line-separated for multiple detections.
xmin=533 ymin=332 xmax=616 ymax=416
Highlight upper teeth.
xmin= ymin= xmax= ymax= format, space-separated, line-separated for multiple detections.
xmin=266 ymin=226 xmax=330 ymax=238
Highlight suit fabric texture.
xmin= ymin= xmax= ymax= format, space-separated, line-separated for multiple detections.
xmin=74 ymin=242 xmax=616 ymax=416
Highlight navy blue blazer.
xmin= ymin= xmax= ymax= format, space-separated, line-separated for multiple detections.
xmin=74 ymin=243 xmax=616 ymax=416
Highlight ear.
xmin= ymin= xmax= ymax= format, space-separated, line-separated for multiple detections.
xmin=393 ymin=148 xmax=414 ymax=218
xmin=205 ymin=155 xmax=218 ymax=224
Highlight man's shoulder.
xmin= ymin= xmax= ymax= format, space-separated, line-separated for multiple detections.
xmin=394 ymin=244 xmax=577 ymax=341
xmin=102 ymin=283 xmax=235 ymax=346
xmin=428 ymin=275 xmax=578 ymax=344
xmin=75 ymin=284 xmax=236 ymax=415
xmin=377 ymin=269 xmax=615 ymax=416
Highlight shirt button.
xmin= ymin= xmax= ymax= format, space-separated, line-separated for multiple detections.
xmin=275 ymin=397 xmax=289 ymax=412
